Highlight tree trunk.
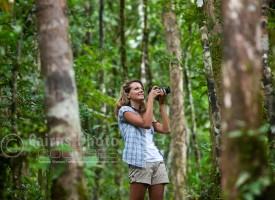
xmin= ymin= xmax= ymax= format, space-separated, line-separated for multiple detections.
xmin=10 ymin=24 xmax=26 ymax=200
xmin=0 ymin=158 xmax=9 ymax=199
xmin=139 ymin=0 xmax=152 ymax=86
xmin=262 ymin=0 xmax=275 ymax=163
xmin=200 ymin=26 xmax=221 ymax=171
xmin=84 ymin=3 xmax=91 ymax=46
xmin=120 ymin=0 xmax=128 ymax=80
xmin=11 ymin=34 xmax=23 ymax=135
xmin=90 ymin=1 xmax=105 ymax=199
xmin=99 ymin=0 xmax=106 ymax=113
xmin=221 ymin=0 xmax=272 ymax=199
xmin=198 ymin=1 xmax=223 ymax=197
xmin=35 ymin=1 xmax=88 ymax=199
xmin=203 ymin=0 xmax=223 ymax=109
xmin=163 ymin=4 xmax=187 ymax=199
xmin=200 ymin=26 xmax=222 ymax=188
xmin=182 ymin=37 xmax=202 ymax=178
xmin=270 ymin=1 xmax=275 ymax=72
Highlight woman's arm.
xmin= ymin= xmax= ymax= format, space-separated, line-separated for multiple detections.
xmin=153 ymin=104 xmax=170 ymax=134
xmin=123 ymin=98 xmax=154 ymax=129
xmin=153 ymin=90 xmax=170 ymax=134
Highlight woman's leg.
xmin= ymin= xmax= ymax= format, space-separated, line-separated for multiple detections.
xmin=148 ymin=184 xmax=165 ymax=200
xmin=129 ymin=183 xmax=148 ymax=200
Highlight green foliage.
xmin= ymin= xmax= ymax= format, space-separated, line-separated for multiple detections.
xmin=51 ymin=163 xmax=67 ymax=181
xmin=22 ymin=176 xmax=44 ymax=200
xmin=236 ymin=172 xmax=271 ymax=200
xmin=228 ymin=124 xmax=270 ymax=145
xmin=0 ymin=0 xmax=242 ymax=199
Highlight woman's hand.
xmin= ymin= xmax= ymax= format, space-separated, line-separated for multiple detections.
xmin=158 ymin=89 xmax=167 ymax=105
xmin=148 ymin=86 xmax=162 ymax=101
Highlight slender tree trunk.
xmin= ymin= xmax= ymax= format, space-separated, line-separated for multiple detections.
xmin=261 ymin=0 xmax=275 ymax=159
xmin=0 ymin=158 xmax=9 ymax=199
xmin=221 ymin=0 xmax=272 ymax=199
xmin=203 ymin=0 xmax=223 ymax=109
xmin=139 ymin=0 xmax=152 ymax=86
xmin=10 ymin=26 xmax=25 ymax=200
xmin=265 ymin=3 xmax=275 ymax=188
xmin=96 ymin=0 xmax=105 ymax=111
xmin=270 ymin=1 xmax=275 ymax=72
xmin=99 ymin=0 xmax=104 ymax=50
xmin=120 ymin=0 xmax=128 ymax=80
xmin=99 ymin=0 xmax=106 ymax=113
xmin=182 ymin=37 xmax=202 ymax=178
xmin=109 ymin=3 xmax=123 ymax=192
xmin=197 ymin=1 xmax=222 ymax=197
xmin=11 ymin=34 xmax=23 ymax=134
xmin=163 ymin=4 xmax=187 ymax=199
xmin=84 ymin=3 xmax=91 ymax=46
xmin=91 ymin=1 xmax=106 ymax=199
xmin=81 ymin=3 xmax=106 ymax=198
xmin=35 ymin=1 xmax=88 ymax=199
xmin=200 ymin=26 xmax=221 ymax=171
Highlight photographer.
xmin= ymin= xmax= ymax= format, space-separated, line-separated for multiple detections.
xmin=114 ymin=79 xmax=170 ymax=200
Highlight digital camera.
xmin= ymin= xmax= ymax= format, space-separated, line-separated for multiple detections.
xmin=147 ymin=86 xmax=170 ymax=101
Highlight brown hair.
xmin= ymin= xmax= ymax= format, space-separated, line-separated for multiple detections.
xmin=114 ymin=79 xmax=146 ymax=118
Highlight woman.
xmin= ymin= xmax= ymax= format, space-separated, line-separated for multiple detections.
xmin=114 ymin=79 xmax=170 ymax=200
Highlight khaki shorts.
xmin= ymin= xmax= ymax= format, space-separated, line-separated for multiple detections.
xmin=128 ymin=161 xmax=169 ymax=185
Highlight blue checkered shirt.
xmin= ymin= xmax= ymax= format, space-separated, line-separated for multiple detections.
xmin=118 ymin=106 xmax=148 ymax=168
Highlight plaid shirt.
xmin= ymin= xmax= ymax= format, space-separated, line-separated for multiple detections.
xmin=118 ymin=106 xmax=148 ymax=168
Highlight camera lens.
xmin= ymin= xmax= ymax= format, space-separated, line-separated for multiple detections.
xmin=148 ymin=86 xmax=170 ymax=94
xmin=163 ymin=87 xmax=170 ymax=94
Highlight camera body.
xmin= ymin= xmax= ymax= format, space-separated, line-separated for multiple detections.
xmin=147 ymin=86 xmax=170 ymax=101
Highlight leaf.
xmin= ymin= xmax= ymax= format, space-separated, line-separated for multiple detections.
xmin=243 ymin=193 xmax=254 ymax=200
xmin=258 ymin=123 xmax=270 ymax=134
xmin=236 ymin=172 xmax=250 ymax=187
xmin=228 ymin=130 xmax=242 ymax=138
xmin=250 ymin=182 xmax=261 ymax=196
xmin=29 ymin=156 xmax=50 ymax=170
xmin=247 ymin=129 xmax=254 ymax=136
xmin=51 ymin=163 xmax=67 ymax=180
xmin=54 ymin=145 xmax=73 ymax=152
xmin=84 ymin=156 xmax=98 ymax=168
xmin=199 ymin=89 xmax=208 ymax=99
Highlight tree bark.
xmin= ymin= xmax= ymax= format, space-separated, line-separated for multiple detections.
xmin=10 ymin=18 xmax=27 ymax=200
xmin=182 ymin=37 xmax=202 ymax=178
xmin=120 ymin=0 xmax=128 ymax=81
xmin=83 ymin=3 xmax=91 ymax=46
xmin=269 ymin=1 xmax=275 ymax=72
xmin=200 ymin=26 xmax=221 ymax=173
xmin=198 ymin=1 xmax=223 ymax=197
xmin=139 ymin=0 xmax=152 ymax=86
xmin=261 ymin=0 xmax=275 ymax=160
xmin=99 ymin=0 xmax=104 ymax=50
xmin=0 ymin=158 xmax=9 ymax=199
xmin=203 ymin=0 xmax=223 ymax=109
xmin=35 ymin=1 xmax=88 ymax=199
xmin=163 ymin=4 xmax=187 ymax=199
xmin=99 ymin=0 xmax=106 ymax=113
xmin=11 ymin=33 xmax=23 ymax=135
xmin=221 ymin=0 xmax=271 ymax=199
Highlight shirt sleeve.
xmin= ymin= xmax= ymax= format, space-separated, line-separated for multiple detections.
xmin=118 ymin=106 xmax=135 ymax=122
